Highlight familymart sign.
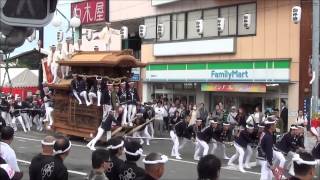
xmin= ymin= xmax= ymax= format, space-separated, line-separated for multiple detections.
xmin=145 ymin=60 xmax=290 ymax=82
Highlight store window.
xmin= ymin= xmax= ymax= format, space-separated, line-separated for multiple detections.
xmin=280 ymin=85 xmax=288 ymax=93
xmin=144 ymin=17 xmax=156 ymax=39
xmin=165 ymin=83 xmax=173 ymax=89
xmin=171 ymin=13 xmax=186 ymax=40
xmin=183 ymin=83 xmax=195 ymax=89
xmin=146 ymin=2 xmax=256 ymax=43
xmin=203 ymin=8 xmax=218 ymax=37
xmin=174 ymin=83 xmax=183 ymax=89
xmin=157 ymin=15 xmax=171 ymax=41
xmin=224 ymin=96 xmax=237 ymax=111
xmin=219 ymin=6 xmax=237 ymax=36
xmin=237 ymin=3 xmax=256 ymax=35
xmin=154 ymin=83 xmax=163 ymax=89
xmin=210 ymin=95 xmax=224 ymax=112
xmin=187 ymin=10 xmax=202 ymax=39
xmin=265 ymin=98 xmax=278 ymax=113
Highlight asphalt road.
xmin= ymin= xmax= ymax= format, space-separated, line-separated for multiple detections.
xmin=12 ymin=129 xmax=320 ymax=180
xmin=10 ymin=130 xmax=264 ymax=180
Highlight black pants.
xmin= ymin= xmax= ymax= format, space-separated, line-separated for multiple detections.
xmin=163 ymin=117 xmax=169 ymax=131
xmin=283 ymin=120 xmax=288 ymax=132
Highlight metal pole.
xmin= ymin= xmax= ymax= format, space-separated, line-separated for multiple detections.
xmin=56 ymin=9 xmax=71 ymax=33
xmin=311 ymin=0 xmax=320 ymax=115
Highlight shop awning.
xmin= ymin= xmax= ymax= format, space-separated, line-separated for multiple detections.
xmin=145 ymin=59 xmax=291 ymax=83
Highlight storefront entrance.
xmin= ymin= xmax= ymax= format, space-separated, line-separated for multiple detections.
xmin=209 ymin=93 xmax=288 ymax=114
xmin=239 ymin=97 xmax=262 ymax=114
xmin=210 ymin=93 xmax=262 ymax=113
xmin=152 ymin=83 xmax=197 ymax=105
xmin=154 ymin=92 xmax=196 ymax=106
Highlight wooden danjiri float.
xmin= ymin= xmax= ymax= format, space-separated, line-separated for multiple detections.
xmin=48 ymin=50 xmax=146 ymax=139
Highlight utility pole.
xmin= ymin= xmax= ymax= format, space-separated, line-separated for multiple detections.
xmin=311 ymin=0 xmax=320 ymax=115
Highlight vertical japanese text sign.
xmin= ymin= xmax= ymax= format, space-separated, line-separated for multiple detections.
xmin=71 ymin=0 xmax=108 ymax=25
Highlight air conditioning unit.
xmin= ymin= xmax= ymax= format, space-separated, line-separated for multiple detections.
xmin=292 ymin=6 xmax=301 ymax=24
xmin=120 ymin=26 xmax=128 ymax=39
xmin=217 ymin=18 xmax=225 ymax=32
xmin=157 ymin=24 xmax=164 ymax=38
xmin=196 ymin=19 xmax=203 ymax=35
xmin=139 ymin=25 xmax=147 ymax=38
xmin=57 ymin=30 xmax=64 ymax=42
xmin=243 ymin=13 xmax=251 ymax=29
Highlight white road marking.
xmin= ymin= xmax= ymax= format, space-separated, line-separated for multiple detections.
xmin=167 ymin=157 xmax=197 ymax=165
xmin=222 ymin=165 xmax=261 ymax=175
xmin=16 ymin=135 xmax=261 ymax=176
xmin=167 ymin=157 xmax=260 ymax=175
xmin=17 ymin=159 xmax=31 ymax=164
xmin=15 ymin=136 xmax=87 ymax=148
xmin=17 ymin=159 xmax=88 ymax=176
xmin=16 ymin=139 xmax=27 ymax=142
xmin=124 ymin=136 xmax=172 ymax=140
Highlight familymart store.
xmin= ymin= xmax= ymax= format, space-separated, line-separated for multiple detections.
xmin=144 ymin=59 xmax=291 ymax=113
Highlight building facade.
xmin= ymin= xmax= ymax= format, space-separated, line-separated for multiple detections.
xmin=109 ymin=0 xmax=312 ymax=124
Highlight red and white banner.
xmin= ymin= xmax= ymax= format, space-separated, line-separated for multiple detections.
xmin=71 ymin=0 xmax=108 ymax=25
xmin=42 ymin=58 xmax=53 ymax=84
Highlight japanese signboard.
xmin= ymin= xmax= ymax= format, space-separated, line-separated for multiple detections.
xmin=201 ymin=83 xmax=266 ymax=93
xmin=71 ymin=0 xmax=108 ymax=25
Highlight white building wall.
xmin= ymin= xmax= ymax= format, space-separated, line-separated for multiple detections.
xmin=110 ymin=0 xmax=253 ymax=22
xmin=78 ymin=28 xmax=121 ymax=51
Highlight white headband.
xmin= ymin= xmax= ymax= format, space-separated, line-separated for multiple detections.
xmin=292 ymin=154 xmax=318 ymax=166
xmin=106 ymin=141 xmax=124 ymax=150
xmin=264 ymin=120 xmax=275 ymax=124
xmin=41 ymin=140 xmax=55 ymax=146
xmin=124 ymin=148 xmax=143 ymax=156
xmin=310 ymin=127 xmax=319 ymax=137
xmin=53 ymin=141 xmax=72 ymax=155
xmin=223 ymin=123 xmax=230 ymax=126
xmin=246 ymin=125 xmax=254 ymax=129
xmin=143 ymin=155 xmax=168 ymax=164
xmin=290 ymin=126 xmax=298 ymax=130
xmin=210 ymin=120 xmax=218 ymax=124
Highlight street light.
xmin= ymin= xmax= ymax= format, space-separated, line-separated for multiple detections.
xmin=70 ymin=15 xmax=81 ymax=29
xmin=52 ymin=13 xmax=62 ymax=27
xmin=51 ymin=9 xmax=81 ymax=44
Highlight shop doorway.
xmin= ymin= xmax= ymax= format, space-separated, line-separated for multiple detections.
xmin=173 ymin=94 xmax=196 ymax=106
xmin=210 ymin=94 xmax=262 ymax=114
xmin=239 ymin=97 xmax=262 ymax=114
xmin=264 ymin=98 xmax=278 ymax=113
xmin=154 ymin=93 xmax=196 ymax=106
